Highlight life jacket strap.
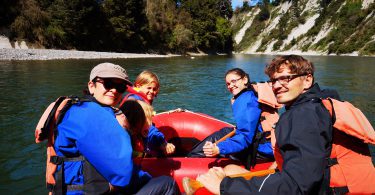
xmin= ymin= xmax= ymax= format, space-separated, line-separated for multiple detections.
xmin=47 ymin=183 xmax=54 ymax=192
xmin=66 ymin=184 xmax=84 ymax=192
xmin=325 ymin=158 xmax=349 ymax=194
xmin=47 ymin=183 xmax=84 ymax=193
xmin=48 ymin=155 xmax=86 ymax=194
xmin=255 ymin=131 xmax=271 ymax=144
xmin=262 ymin=131 xmax=271 ymax=139
xmin=330 ymin=186 xmax=349 ymax=195
xmin=246 ymin=131 xmax=272 ymax=169
xmin=327 ymin=157 xmax=338 ymax=167
xmin=50 ymin=155 xmax=85 ymax=165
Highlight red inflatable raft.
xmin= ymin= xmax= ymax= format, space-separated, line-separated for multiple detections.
xmin=139 ymin=111 xmax=273 ymax=193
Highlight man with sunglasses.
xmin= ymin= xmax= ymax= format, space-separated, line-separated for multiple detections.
xmin=53 ymin=62 xmax=180 ymax=194
xmin=196 ymin=55 xmax=338 ymax=194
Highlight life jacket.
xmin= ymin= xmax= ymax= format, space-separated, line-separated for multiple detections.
xmin=274 ymin=98 xmax=375 ymax=194
xmin=247 ymin=82 xmax=283 ymax=168
xmin=251 ymin=82 xmax=282 ymax=136
xmin=119 ymin=87 xmax=151 ymax=107
xmin=35 ymin=96 xmax=110 ymax=194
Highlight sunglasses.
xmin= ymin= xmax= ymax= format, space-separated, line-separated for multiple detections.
xmin=94 ymin=78 xmax=128 ymax=93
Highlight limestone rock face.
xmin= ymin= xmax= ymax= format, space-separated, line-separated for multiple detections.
xmin=0 ymin=36 xmax=12 ymax=49
xmin=232 ymin=0 xmax=375 ymax=56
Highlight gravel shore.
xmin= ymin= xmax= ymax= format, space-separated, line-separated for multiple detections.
xmin=0 ymin=48 xmax=175 ymax=60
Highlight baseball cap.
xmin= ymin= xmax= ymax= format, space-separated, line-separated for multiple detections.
xmin=90 ymin=62 xmax=132 ymax=86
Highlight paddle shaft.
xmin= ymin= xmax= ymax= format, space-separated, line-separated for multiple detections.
xmin=186 ymin=169 xmax=276 ymax=194
xmin=229 ymin=168 xmax=276 ymax=179
xmin=185 ymin=129 xmax=274 ymax=194
xmin=214 ymin=129 xmax=235 ymax=144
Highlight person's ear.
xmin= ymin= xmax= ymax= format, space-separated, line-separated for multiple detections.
xmin=116 ymin=113 xmax=127 ymax=129
xmin=243 ymin=77 xmax=249 ymax=86
xmin=303 ymin=74 xmax=314 ymax=90
xmin=88 ymin=81 xmax=95 ymax=95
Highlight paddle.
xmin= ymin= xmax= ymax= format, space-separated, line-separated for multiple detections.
xmin=183 ymin=128 xmax=236 ymax=194
xmin=183 ymin=169 xmax=276 ymax=195
xmin=214 ymin=129 xmax=235 ymax=144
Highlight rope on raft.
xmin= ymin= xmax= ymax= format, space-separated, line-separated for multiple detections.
xmin=155 ymin=109 xmax=234 ymax=127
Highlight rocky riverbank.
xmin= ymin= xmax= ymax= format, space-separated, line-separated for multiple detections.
xmin=0 ymin=48 xmax=174 ymax=60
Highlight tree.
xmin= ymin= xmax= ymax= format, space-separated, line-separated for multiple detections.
xmin=271 ymin=0 xmax=281 ymax=6
xmin=168 ymin=24 xmax=194 ymax=53
xmin=146 ymin=0 xmax=179 ymax=51
xmin=320 ymin=0 xmax=332 ymax=9
xmin=10 ymin=0 xmax=49 ymax=45
xmin=179 ymin=0 xmax=233 ymax=52
xmin=0 ymin=0 xmax=21 ymax=29
xmin=216 ymin=17 xmax=233 ymax=52
xmin=218 ymin=0 xmax=233 ymax=19
xmin=243 ymin=1 xmax=250 ymax=9
xmin=47 ymin=0 xmax=112 ymax=50
xmin=291 ymin=0 xmax=300 ymax=19
xmin=258 ymin=0 xmax=270 ymax=21
xmin=102 ymin=0 xmax=148 ymax=52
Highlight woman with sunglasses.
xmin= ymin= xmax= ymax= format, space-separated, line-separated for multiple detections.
xmin=188 ymin=68 xmax=274 ymax=168
xmin=52 ymin=62 xmax=179 ymax=195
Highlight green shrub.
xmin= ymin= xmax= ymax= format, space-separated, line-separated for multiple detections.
xmin=360 ymin=41 xmax=375 ymax=56
xmin=273 ymin=40 xmax=282 ymax=50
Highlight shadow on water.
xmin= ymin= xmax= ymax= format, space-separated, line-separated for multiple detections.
xmin=0 ymin=55 xmax=374 ymax=193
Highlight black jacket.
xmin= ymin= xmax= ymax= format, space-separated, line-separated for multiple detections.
xmin=220 ymin=83 xmax=334 ymax=195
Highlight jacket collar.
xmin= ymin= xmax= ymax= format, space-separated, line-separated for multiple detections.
xmin=286 ymin=83 xmax=321 ymax=110
xmin=233 ymin=87 xmax=252 ymax=100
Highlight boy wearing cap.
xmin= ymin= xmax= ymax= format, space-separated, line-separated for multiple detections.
xmin=53 ymin=62 xmax=180 ymax=194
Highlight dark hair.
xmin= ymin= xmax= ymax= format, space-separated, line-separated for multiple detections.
xmin=265 ymin=55 xmax=315 ymax=77
xmin=225 ymin=68 xmax=250 ymax=86
xmin=119 ymin=100 xmax=146 ymax=137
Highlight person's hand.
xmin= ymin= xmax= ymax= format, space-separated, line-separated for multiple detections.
xmin=203 ymin=141 xmax=220 ymax=157
xmin=163 ymin=142 xmax=176 ymax=155
xmin=196 ymin=167 xmax=226 ymax=195
xmin=268 ymin=161 xmax=278 ymax=170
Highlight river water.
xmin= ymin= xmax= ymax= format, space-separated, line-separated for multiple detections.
xmin=0 ymin=54 xmax=374 ymax=193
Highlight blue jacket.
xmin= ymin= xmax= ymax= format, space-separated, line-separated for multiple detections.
xmin=217 ymin=90 xmax=273 ymax=157
xmin=144 ymin=125 xmax=167 ymax=156
xmin=55 ymin=101 xmax=151 ymax=194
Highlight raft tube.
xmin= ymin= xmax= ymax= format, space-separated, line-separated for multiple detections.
xmin=140 ymin=111 xmax=272 ymax=193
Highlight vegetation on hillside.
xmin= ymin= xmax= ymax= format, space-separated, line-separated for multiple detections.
xmin=0 ymin=0 xmax=233 ymax=54
xmin=2 ymin=0 xmax=374 ymax=56
xmin=232 ymin=0 xmax=375 ymax=56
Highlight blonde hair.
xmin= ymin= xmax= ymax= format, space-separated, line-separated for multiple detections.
xmin=134 ymin=70 xmax=160 ymax=90
xmin=137 ymin=100 xmax=154 ymax=128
